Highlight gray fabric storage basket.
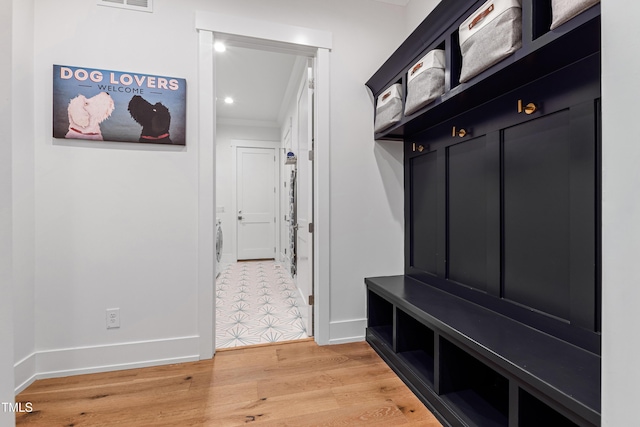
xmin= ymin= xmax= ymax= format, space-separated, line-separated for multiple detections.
xmin=550 ymin=0 xmax=599 ymax=30
xmin=459 ymin=0 xmax=522 ymax=83
xmin=374 ymin=84 xmax=403 ymax=133
xmin=404 ymin=49 xmax=446 ymax=116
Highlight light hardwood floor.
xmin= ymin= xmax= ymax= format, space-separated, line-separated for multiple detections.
xmin=15 ymin=340 xmax=442 ymax=426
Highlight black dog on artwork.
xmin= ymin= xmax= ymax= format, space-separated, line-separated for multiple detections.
xmin=128 ymin=95 xmax=172 ymax=144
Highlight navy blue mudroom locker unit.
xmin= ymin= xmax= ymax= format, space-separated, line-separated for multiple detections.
xmin=365 ymin=1 xmax=601 ymax=426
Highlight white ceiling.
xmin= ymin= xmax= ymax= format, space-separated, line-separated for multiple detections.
xmin=215 ymin=0 xmax=412 ymax=126
xmin=216 ymin=45 xmax=302 ymax=126
xmin=371 ymin=0 xmax=411 ymax=5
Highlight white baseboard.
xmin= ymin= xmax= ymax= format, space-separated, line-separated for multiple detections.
xmin=328 ymin=318 xmax=367 ymax=345
xmin=14 ymin=352 xmax=37 ymax=394
xmin=15 ymin=336 xmax=200 ymax=393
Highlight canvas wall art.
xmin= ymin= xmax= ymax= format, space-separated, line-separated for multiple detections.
xmin=53 ymin=65 xmax=186 ymax=145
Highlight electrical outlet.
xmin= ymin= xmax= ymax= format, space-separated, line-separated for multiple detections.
xmin=106 ymin=308 xmax=120 ymax=329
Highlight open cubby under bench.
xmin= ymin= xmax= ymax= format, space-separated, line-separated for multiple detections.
xmin=366 ymin=275 xmax=600 ymax=427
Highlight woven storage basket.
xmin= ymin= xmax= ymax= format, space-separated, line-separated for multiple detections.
xmin=550 ymin=0 xmax=599 ymax=30
xmin=374 ymin=84 xmax=403 ymax=133
xmin=459 ymin=0 xmax=522 ymax=83
xmin=405 ymin=49 xmax=446 ymax=116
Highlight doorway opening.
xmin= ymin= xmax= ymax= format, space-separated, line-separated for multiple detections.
xmin=196 ymin=13 xmax=331 ymax=356
xmin=213 ymin=42 xmax=317 ymax=349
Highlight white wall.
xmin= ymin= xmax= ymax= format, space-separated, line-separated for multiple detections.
xmin=601 ymin=2 xmax=640 ymax=425
xmin=12 ymin=0 xmax=36 ymax=393
xmin=1 ymin=0 xmax=17 ymax=424
xmin=405 ymin=0 xmax=442 ymax=36
xmin=216 ymin=122 xmax=281 ymax=263
xmin=33 ymin=0 xmax=202 ymax=376
xmin=17 ymin=0 xmax=406 ymax=384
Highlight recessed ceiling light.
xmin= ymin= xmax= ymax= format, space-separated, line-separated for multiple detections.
xmin=224 ymin=97 xmax=234 ymax=104
xmin=214 ymin=42 xmax=226 ymax=53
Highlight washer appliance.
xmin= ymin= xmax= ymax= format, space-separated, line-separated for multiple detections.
xmin=215 ymin=218 xmax=223 ymax=277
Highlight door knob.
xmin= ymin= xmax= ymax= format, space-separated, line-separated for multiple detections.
xmin=238 ymin=210 xmax=243 ymax=220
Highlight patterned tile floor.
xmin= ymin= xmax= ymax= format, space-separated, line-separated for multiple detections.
xmin=215 ymin=260 xmax=309 ymax=349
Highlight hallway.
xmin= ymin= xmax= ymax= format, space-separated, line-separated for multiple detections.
xmin=216 ymin=261 xmax=309 ymax=348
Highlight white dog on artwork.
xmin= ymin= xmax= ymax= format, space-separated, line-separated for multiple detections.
xmin=65 ymin=92 xmax=115 ymax=140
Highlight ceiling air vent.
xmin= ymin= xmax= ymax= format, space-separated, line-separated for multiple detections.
xmin=97 ymin=0 xmax=153 ymax=13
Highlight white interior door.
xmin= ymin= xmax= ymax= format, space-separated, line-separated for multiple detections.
xmin=237 ymin=147 xmax=277 ymax=260
xmin=296 ymin=63 xmax=314 ymax=336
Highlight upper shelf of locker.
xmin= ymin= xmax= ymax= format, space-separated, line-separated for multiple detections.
xmin=366 ymin=0 xmax=601 ymax=141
